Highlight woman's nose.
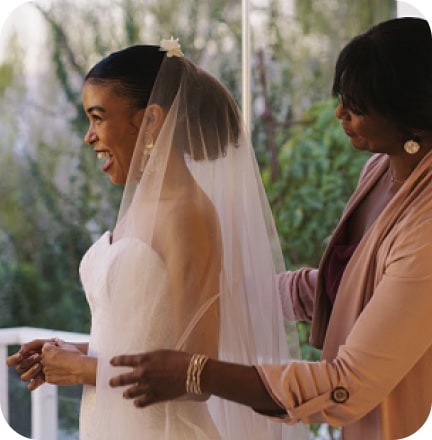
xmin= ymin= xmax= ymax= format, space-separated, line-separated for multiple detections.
xmin=84 ymin=128 xmax=97 ymax=145
xmin=335 ymin=102 xmax=346 ymax=120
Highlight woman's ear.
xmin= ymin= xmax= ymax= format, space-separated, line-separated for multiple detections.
xmin=143 ymin=104 xmax=166 ymax=137
xmin=130 ymin=108 xmax=146 ymax=134
xmin=129 ymin=104 xmax=165 ymax=137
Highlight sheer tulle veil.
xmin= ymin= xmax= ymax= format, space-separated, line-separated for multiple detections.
xmin=89 ymin=43 xmax=306 ymax=439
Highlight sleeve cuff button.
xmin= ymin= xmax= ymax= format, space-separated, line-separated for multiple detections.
xmin=331 ymin=387 xmax=349 ymax=403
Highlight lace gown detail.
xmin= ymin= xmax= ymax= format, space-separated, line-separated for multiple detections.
xmin=79 ymin=231 xmax=220 ymax=439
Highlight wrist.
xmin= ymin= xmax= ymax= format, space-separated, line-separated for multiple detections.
xmin=77 ymin=355 xmax=97 ymax=386
xmin=185 ymin=353 xmax=208 ymax=395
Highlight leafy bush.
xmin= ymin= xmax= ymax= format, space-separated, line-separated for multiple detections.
xmin=266 ymin=98 xmax=370 ymax=269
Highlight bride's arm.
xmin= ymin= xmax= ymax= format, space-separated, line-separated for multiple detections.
xmin=41 ymin=340 xmax=97 ymax=387
xmin=71 ymin=342 xmax=90 ymax=354
xmin=7 ymin=339 xmax=95 ymax=390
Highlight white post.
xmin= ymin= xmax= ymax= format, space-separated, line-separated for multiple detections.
xmin=0 ymin=327 xmax=88 ymax=439
xmin=0 ymin=343 xmax=8 ymax=421
xmin=31 ymin=385 xmax=58 ymax=440
xmin=242 ymin=0 xmax=251 ymax=134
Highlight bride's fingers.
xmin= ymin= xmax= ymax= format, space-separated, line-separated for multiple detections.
xmin=20 ymin=362 xmax=43 ymax=382
xmin=15 ymin=353 xmax=41 ymax=373
xmin=28 ymin=375 xmax=45 ymax=391
xmin=6 ymin=352 xmax=23 ymax=367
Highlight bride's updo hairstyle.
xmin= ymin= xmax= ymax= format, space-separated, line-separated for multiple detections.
xmin=332 ymin=17 xmax=432 ymax=134
xmin=85 ymin=45 xmax=240 ymax=160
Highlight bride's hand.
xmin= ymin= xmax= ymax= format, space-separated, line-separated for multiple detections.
xmin=40 ymin=340 xmax=88 ymax=386
xmin=7 ymin=339 xmax=52 ymax=391
xmin=109 ymin=350 xmax=193 ymax=407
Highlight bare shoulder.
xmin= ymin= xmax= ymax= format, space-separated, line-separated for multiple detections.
xmin=156 ymin=191 xmax=221 ymax=262
xmin=174 ymin=195 xmax=218 ymax=233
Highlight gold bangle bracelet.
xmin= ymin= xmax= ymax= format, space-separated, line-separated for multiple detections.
xmin=185 ymin=353 xmax=209 ymax=394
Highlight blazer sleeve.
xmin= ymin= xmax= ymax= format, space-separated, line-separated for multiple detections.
xmin=258 ymin=219 xmax=432 ymax=426
xmin=277 ymin=268 xmax=318 ymax=322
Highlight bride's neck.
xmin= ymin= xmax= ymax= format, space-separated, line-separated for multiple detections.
xmin=160 ymin=147 xmax=196 ymax=200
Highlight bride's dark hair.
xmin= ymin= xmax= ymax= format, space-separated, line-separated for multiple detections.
xmin=85 ymin=45 xmax=240 ymax=160
xmin=85 ymin=45 xmax=165 ymax=109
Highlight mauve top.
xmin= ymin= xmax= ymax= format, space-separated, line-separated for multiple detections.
xmin=322 ymin=223 xmax=358 ymax=304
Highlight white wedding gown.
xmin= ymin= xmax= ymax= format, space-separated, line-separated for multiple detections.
xmin=78 ymin=231 xmax=221 ymax=439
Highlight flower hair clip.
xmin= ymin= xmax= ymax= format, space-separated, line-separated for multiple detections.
xmin=160 ymin=36 xmax=184 ymax=58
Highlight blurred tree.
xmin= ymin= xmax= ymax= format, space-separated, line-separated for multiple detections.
xmin=251 ymin=0 xmax=396 ymax=181
xmin=0 ymin=0 xmax=245 ymax=333
xmin=266 ymin=98 xmax=370 ymax=268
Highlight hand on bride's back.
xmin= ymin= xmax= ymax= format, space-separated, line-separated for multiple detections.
xmin=110 ymin=350 xmax=196 ymax=407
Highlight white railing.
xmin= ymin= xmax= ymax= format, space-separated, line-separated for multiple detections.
xmin=0 ymin=327 xmax=88 ymax=440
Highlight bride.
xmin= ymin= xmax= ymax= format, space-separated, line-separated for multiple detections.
xmin=7 ymin=39 xmax=306 ymax=439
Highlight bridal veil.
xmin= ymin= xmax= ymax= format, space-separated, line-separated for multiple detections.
xmin=88 ymin=42 xmax=306 ymax=439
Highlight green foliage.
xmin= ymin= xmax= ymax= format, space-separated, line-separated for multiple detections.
xmin=0 ymin=134 xmax=121 ymax=333
xmin=0 ymin=0 xmax=242 ymax=337
xmin=266 ymin=99 xmax=370 ymax=269
xmin=0 ymin=155 xmax=96 ymax=332
xmin=0 ymin=63 xmax=14 ymax=96
xmin=297 ymin=321 xmax=321 ymax=361
xmin=295 ymin=0 xmax=396 ymax=36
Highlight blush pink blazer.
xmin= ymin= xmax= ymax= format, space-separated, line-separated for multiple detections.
xmin=258 ymin=152 xmax=432 ymax=439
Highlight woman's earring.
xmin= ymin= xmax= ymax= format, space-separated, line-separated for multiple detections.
xmin=403 ymin=135 xmax=421 ymax=154
xmin=143 ymin=132 xmax=154 ymax=154
xmin=139 ymin=132 xmax=154 ymax=172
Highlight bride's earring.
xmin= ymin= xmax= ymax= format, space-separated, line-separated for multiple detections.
xmin=139 ymin=132 xmax=154 ymax=172
xmin=403 ymin=134 xmax=421 ymax=155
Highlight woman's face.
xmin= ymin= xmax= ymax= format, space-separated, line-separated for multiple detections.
xmin=82 ymin=81 xmax=144 ymax=185
xmin=335 ymin=102 xmax=406 ymax=154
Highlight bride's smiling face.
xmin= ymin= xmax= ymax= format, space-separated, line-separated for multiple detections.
xmin=82 ymin=81 xmax=145 ymax=185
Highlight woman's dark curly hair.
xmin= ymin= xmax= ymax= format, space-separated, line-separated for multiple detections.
xmin=332 ymin=17 xmax=432 ymax=135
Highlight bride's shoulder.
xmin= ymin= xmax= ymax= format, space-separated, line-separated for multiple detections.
xmin=155 ymin=197 xmax=220 ymax=262
xmin=165 ymin=197 xmax=218 ymax=238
